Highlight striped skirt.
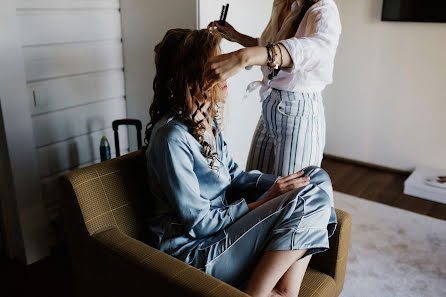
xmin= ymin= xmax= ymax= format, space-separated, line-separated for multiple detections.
xmin=246 ymin=89 xmax=326 ymax=176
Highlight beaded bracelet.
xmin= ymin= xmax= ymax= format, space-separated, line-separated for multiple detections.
xmin=277 ymin=43 xmax=283 ymax=68
xmin=266 ymin=42 xmax=282 ymax=80
xmin=266 ymin=42 xmax=274 ymax=70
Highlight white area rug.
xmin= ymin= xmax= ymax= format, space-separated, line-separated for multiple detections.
xmin=333 ymin=191 xmax=446 ymax=297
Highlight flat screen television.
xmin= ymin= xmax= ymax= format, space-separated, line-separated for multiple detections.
xmin=382 ymin=0 xmax=446 ymax=23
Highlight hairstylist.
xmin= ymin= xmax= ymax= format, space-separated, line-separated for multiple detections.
xmin=206 ymin=0 xmax=341 ymax=176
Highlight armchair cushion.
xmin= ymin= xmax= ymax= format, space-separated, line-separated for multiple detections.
xmin=310 ymin=208 xmax=352 ymax=296
xmin=91 ymin=227 xmax=337 ymax=297
xmin=91 ymin=227 xmax=249 ymax=297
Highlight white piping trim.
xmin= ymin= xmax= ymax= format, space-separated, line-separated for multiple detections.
xmin=255 ymin=173 xmax=264 ymax=188
xmin=205 ymin=195 xmax=301 ymax=267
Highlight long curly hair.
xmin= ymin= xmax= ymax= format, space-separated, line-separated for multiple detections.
xmin=144 ymin=28 xmax=224 ymax=167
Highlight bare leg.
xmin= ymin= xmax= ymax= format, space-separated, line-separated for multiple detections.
xmin=244 ymin=249 xmax=308 ymax=297
xmin=272 ymin=255 xmax=312 ymax=297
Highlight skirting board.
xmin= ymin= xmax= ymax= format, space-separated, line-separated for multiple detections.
xmin=404 ymin=166 xmax=446 ymax=204
xmin=323 ymin=154 xmax=411 ymax=175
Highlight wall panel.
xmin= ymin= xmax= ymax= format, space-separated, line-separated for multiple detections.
xmin=17 ymin=10 xmax=121 ymax=46
xmin=17 ymin=0 xmax=120 ymax=10
xmin=23 ymin=40 xmax=123 ymax=82
xmin=29 ymin=70 xmax=125 ymax=115
xmin=9 ymin=0 xmax=133 ymax=253
xmin=32 ymin=97 xmax=126 ymax=148
xmin=37 ymin=127 xmax=128 ymax=177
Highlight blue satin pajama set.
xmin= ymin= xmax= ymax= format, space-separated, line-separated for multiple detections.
xmin=144 ymin=115 xmax=336 ymax=289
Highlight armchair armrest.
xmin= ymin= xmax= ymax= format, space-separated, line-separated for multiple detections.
xmin=309 ymin=208 xmax=352 ymax=296
xmin=85 ymin=227 xmax=249 ymax=297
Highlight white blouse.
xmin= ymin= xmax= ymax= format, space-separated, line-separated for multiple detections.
xmin=255 ymin=0 xmax=342 ymax=100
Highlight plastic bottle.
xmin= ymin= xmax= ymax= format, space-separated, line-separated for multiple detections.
xmin=100 ymin=136 xmax=111 ymax=162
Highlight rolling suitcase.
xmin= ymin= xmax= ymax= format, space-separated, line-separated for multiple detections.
xmin=112 ymin=119 xmax=142 ymax=157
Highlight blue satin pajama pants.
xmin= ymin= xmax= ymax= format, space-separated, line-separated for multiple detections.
xmin=192 ymin=166 xmax=337 ymax=289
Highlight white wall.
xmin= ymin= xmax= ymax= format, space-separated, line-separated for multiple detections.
xmin=323 ymin=0 xmax=446 ymax=171
xmin=16 ymin=0 xmax=129 ymax=250
xmin=200 ymin=0 xmax=446 ymax=172
xmin=120 ymin=0 xmax=198 ymax=150
xmin=0 ymin=0 xmax=48 ymax=264
xmin=120 ymin=0 xmax=268 ymax=165
xmin=17 ymin=0 xmax=128 ymax=176
xmin=0 ymin=0 xmax=129 ymax=263
xmin=199 ymin=0 xmax=272 ymax=168
xmin=120 ymin=0 xmax=445 ymax=172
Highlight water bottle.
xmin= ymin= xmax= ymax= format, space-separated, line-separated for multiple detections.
xmin=100 ymin=136 xmax=111 ymax=162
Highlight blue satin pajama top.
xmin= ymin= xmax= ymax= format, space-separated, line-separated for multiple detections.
xmin=145 ymin=115 xmax=277 ymax=264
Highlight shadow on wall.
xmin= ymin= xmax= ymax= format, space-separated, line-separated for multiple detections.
xmin=68 ymin=141 xmax=79 ymax=171
xmin=87 ymin=117 xmax=104 ymax=161
xmin=365 ymin=0 xmax=384 ymax=23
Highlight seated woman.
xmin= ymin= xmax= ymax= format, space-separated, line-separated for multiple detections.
xmin=144 ymin=28 xmax=337 ymax=297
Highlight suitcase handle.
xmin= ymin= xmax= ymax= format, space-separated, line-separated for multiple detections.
xmin=112 ymin=119 xmax=142 ymax=157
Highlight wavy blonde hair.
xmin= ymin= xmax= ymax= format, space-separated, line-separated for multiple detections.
xmin=285 ymin=0 xmax=320 ymax=38
xmin=260 ymin=0 xmax=320 ymax=43
xmin=145 ymin=28 xmax=224 ymax=167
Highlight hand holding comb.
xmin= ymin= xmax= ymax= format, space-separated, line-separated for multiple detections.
xmin=219 ymin=4 xmax=229 ymax=25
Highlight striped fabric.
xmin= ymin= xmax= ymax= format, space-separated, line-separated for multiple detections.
xmin=247 ymin=90 xmax=325 ymax=176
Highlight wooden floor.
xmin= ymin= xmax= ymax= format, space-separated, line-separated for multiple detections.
xmin=3 ymin=156 xmax=445 ymax=297
xmin=321 ymin=157 xmax=446 ymax=221
xmin=3 ymin=247 xmax=75 ymax=297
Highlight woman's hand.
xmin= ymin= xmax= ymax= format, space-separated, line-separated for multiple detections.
xmin=208 ymin=21 xmax=258 ymax=47
xmin=247 ymin=171 xmax=310 ymax=212
xmin=263 ymin=171 xmax=310 ymax=202
xmin=208 ymin=21 xmax=240 ymax=43
xmin=204 ymin=45 xmax=276 ymax=90
xmin=204 ymin=50 xmax=248 ymax=90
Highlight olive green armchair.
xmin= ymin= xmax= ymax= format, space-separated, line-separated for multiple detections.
xmin=60 ymin=150 xmax=351 ymax=297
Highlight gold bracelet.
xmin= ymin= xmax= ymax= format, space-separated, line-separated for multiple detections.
xmin=272 ymin=43 xmax=280 ymax=69
xmin=267 ymin=43 xmax=282 ymax=80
